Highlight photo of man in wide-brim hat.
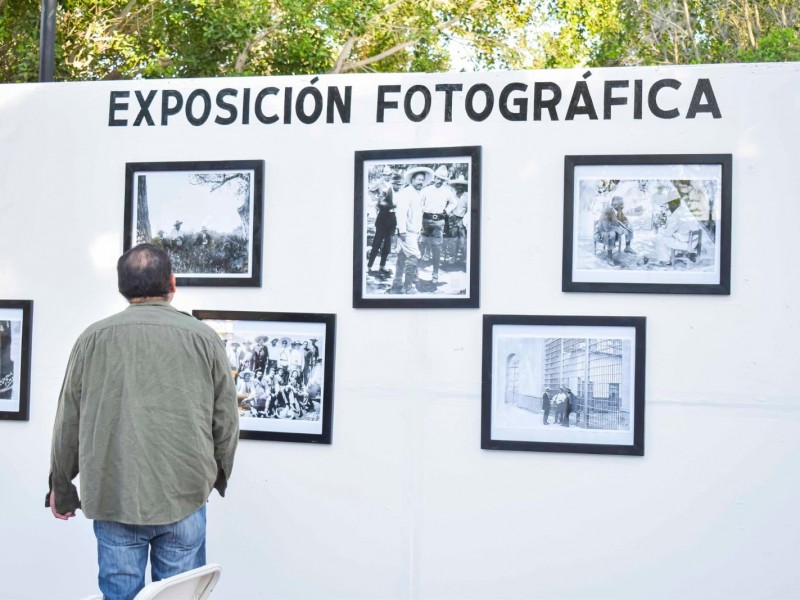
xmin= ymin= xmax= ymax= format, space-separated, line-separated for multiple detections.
xmin=419 ymin=164 xmax=458 ymax=285
xmin=388 ymin=166 xmax=434 ymax=294
xmin=404 ymin=166 xmax=434 ymax=186
xmin=447 ymin=175 xmax=470 ymax=265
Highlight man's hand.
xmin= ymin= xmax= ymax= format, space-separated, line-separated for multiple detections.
xmin=49 ymin=490 xmax=75 ymax=520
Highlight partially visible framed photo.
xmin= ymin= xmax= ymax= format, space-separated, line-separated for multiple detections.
xmin=125 ymin=160 xmax=264 ymax=287
xmin=353 ymin=146 xmax=481 ymax=308
xmin=563 ymin=154 xmax=732 ymax=294
xmin=482 ymin=315 xmax=646 ymax=456
xmin=0 ymin=300 xmax=32 ymax=421
xmin=193 ymin=310 xmax=335 ymax=444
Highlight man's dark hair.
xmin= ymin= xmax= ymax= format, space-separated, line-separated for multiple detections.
xmin=117 ymin=244 xmax=173 ymax=300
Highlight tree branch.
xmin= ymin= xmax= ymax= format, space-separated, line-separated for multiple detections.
xmin=381 ymin=0 xmax=409 ymax=15
xmin=338 ymin=39 xmax=417 ymax=72
xmin=336 ymin=11 xmax=466 ymax=73
xmin=330 ymin=0 xmax=413 ymax=74
xmin=103 ymin=0 xmax=159 ymax=37
xmin=754 ymin=1 xmax=762 ymax=38
xmin=105 ymin=0 xmax=140 ymax=35
xmin=193 ymin=173 xmax=247 ymax=192
xmin=331 ymin=36 xmax=359 ymax=74
xmin=641 ymin=7 xmax=691 ymax=37
xmin=235 ymin=23 xmax=281 ymax=73
xmin=742 ymin=0 xmax=757 ymax=47
xmin=682 ymin=0 xmax=701 ymax=61
xmin=65 ymin=0 xmax=153 ymax=66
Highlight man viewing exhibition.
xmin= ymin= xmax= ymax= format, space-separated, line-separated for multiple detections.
xmin=46 ymin=243 xmax=239 ymax=600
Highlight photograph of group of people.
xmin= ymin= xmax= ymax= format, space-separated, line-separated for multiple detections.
xmin=358 ymin=152 xmax=476 ymax=300
xmin=570 ymin=162 xmax=725 ymax=287
xmin=201 ymin=316 xmax=329 ymax=437
xmin=540 ymin=386 xmax=579 ymax=427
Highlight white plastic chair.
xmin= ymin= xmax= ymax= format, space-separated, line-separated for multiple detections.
xmin=134 ymin=564 xmax=221 ymax=600
xmin=81 ymin=564 xmax=222 ymax=600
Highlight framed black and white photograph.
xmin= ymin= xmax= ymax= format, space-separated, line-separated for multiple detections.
xmin=353 ymin=146 xmax=481 ymax=308
xmin=193 ymin=310 xmax=335 ymax=444
xmin=482 ymin=315 xmax=645 ymax=456
xmin=125 ymin=160 xmax=264 ymax=287
xmin=0 ymin=300 xmax=32 ymax=421
xmin=563 ymin=154 xmax=732 ymax=294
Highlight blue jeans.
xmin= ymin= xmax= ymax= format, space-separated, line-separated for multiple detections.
xmin=93 ymin=505 xmax=206 ymax=600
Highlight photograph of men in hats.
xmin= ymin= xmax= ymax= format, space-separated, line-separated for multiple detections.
xmin=572 ymin=171 xmax=722 ymax=277
xmin=201 ymin=318 xmax=328 ymax=430
xmin=128 ymin=163 xmax=261 ymax=282
xmin=358 ymin=157 xmax=474 ymax=299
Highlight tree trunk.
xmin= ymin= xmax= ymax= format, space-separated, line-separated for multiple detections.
xmin=743 ymin=0 xmax=757 ymax=47
xmin=236 ymin=177 xmax=251 ymax=238
xmin=137 ymin=174 xmax=151 ymax=243
xmin=754 ymin=2 xmax=762 ymax=38
xmin=682 ymin=0 xmax=701 ymax=61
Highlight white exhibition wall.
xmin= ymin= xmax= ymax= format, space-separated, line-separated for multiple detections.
xmin=1 ymin=62 xmax=799 ymax=599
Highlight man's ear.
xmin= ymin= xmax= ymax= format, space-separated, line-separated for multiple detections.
xmin=169 ymin=273 xmax=177 ymax=293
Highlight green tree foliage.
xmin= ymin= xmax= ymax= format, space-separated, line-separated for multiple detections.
xmin=539 ymin=0 xmax=800 ymax=66
xmin=0 ymin=1 xmax=41 ymax=82
xmin=0 ymin=0 xmax=538 ymax=82
xmin=1 ymin=0 xmax=796 ymax=81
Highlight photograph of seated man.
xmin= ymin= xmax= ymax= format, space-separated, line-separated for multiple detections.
xmin=578 ymin=178 xmax=718 ymax=272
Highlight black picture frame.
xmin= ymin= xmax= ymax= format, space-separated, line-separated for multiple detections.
xmin=125 ymin=160 xmax=265 ymax=287
xmin=193 ymin=310 xmax=335 ymax=444
xmin=0 ymin=300 xmax=33 ymax=421
xmin=563 ymin=154 xmax=732 ymax=295
xmin=481 ymin=314 xmax=646 ymax=456
xmin=353 ymin=146 xmax=481 ymax=308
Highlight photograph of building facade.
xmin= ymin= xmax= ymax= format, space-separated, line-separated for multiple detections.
xmin=501 ymin=336 xmax=633 ymax=432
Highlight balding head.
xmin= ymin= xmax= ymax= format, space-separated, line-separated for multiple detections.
xmin=117 ymin=243 xmax=174 ymax=301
